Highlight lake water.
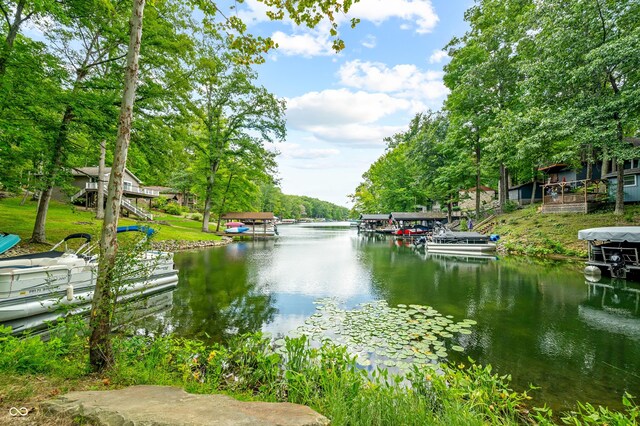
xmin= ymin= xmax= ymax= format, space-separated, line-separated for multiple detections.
xmin=156 ymin=223 xmax=640 ymax=411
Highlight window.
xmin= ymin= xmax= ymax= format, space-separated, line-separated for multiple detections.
xmin=623 ymin=175 xmax=637 ymax=187
xmin=124 ymin=180 xmax=133 ymax=190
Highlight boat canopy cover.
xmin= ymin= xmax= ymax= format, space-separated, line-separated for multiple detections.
xmin=578 ymin=227 xmax=640 ymax=242
xmin=117 ymin=225 xmax=155 ymax=237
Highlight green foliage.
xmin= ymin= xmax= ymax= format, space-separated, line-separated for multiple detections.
xmin=188 ymin=212 xmax=203 ymax=222
xmin=0 ymin=321 xmax=88 ymax=377
xmin=559 ymin=393 xmax=639 ymax=425
xmin=1 ymin=327 xmax=638 ymax=424
xmin=164 ymin=202 xmax=183 ymax=216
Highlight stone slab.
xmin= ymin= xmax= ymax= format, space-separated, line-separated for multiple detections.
xmin=42 ymin=385 xmax=330 ymax=426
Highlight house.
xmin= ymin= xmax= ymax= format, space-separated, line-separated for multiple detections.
xmin=62 ymin=167 xmax=158 ymax=220
xmin=538 ymin=163 xmax=602 ymax=184
xmin=458 ymin=186 xmax=496 ymax=212
xmin=539 ymin=162 xmax=607 ymax=213
xmin=145 ymin=186 xmax=197 ymax=209
xmin=508 ymin=181 xmax=544 ymax=206
xmin=602 ymin=138 xmax=640 ymax=203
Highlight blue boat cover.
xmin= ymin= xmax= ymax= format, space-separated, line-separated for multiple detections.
xmin=117 ymin=225 xmax=156 ymax=237
xmin=0 ymin=233 xmax=20 ymax=255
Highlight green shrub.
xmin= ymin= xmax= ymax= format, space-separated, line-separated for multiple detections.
xmin=164 ymin=203 xmax=182 ymax=216
xmin=189 ymin=213 xmax=203 ymax=222
xmin=154 ymin=196 xmax=169 ymax=210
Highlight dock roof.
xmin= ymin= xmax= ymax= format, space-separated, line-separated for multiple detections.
xmin=391 ymin=212 xmax=447 ymax=221
xmin=359 ymin=214 xmax=391 ymax=221
xmin=221 ymin=212 xmax=275 ymax=221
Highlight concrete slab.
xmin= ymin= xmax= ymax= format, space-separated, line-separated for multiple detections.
xmin=42 ymin=385 xmax=330 ymax=426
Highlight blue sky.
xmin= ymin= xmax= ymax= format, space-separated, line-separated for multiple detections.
xmin=233 ymin=0 xmax=474 ymax=207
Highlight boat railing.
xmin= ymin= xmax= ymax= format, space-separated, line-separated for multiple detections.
xmin=599 ymin=246 xmax=640 ymax=265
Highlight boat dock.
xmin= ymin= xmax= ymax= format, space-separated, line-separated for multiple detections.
xmin=220 ymin=212 xmax=278 ymax=239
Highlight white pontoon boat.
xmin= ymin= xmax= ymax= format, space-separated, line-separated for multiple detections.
xmin=0 ymin=227 xmax=178 ymax=322
xmin=578 ymin=227 xmax=640 ymax=280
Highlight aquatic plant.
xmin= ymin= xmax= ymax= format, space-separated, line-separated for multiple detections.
xmin=286 ymin=299 xmax=475 ymax=373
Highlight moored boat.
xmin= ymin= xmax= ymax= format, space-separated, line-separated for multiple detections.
xmin=578 ymin=226 xmax=640 ymax=280
xmin=0 ymin=228 xmax=178 ymax=322
xmin=421 ymin=224 xmax=498 ymax=254
xmin=225 ymin=226 xmax=250 ymax=234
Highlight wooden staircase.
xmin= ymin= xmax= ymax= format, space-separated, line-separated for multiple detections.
xmin=473 ymin=214 xmax=496 ymax=234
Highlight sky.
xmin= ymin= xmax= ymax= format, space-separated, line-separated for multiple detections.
xmin=231 ymin=0 xmax=474 ymax=207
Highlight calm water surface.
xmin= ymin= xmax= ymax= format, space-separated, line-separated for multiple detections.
xmin=155 ymin=223 xmax=640 ymax=411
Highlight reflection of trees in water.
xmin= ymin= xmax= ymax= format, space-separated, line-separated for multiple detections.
xmin=355 ymin=244 xmax=640 ymax=411
xmin=168 ymin=247 xmax=277 ymax=344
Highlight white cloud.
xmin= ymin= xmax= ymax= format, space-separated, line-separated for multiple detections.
xmin=362 ymin=35 xmax=377 ymax=49
xmin=429 ymin=49 xmax=449 ymax=64
xmin=337 ymin=60 xmax=448 ymax=101
xmin=308 ymin=123 xmax=405 ymax=146
xmin=284 ymin=89 xmax=413 ymax=146
xmin=276 ymin=142 xmax=340 ymax=159
xmin=346 ymin=0 xmax=439 ymax=34
xmin=271 ymin=30 xmax=334 ymax=57
xmin=286 ymin=89 xmax=412 ymax=127
xmin=234 ymin=0 xmax=438 ymax=59
xmin=236 ymin=0 xmax=438 ymax=35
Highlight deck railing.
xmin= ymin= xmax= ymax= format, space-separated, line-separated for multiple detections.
xmin=85 ymin=181 xmax=159 ymax=197
xmin=542 ymin=179 xmax=609 ymax=206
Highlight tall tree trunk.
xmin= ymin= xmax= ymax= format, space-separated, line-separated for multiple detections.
xmin=614 ymin=159 xmax=624 ymax=215
xmin=601 ymin=145 xmax=609 ymax=177
xmin=96 ymin=140 xmax=106 ymax=219
xmin=613 ymin=115 xmax=624 ymax=215
xmin=89 ymin=0 xmax=145 ymax=372
xmin=215 ymin=173 xmax=234 ymax=232
xmin=30 ymin=105 xmax=74 ymax=243
xmin=475 ymin=139 xmax=481 ymax=219
xmin=530 ymin=167 xmax=538 ymax=205
xmin=499 ymin=163 xmax=507 ymax=212
xmin=201 ymin=160 xmax=219 ymax=232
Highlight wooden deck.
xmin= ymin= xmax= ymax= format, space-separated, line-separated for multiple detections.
xmin=541 ymin=179 xmax=608 ymax=214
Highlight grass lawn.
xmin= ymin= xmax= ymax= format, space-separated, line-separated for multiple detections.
xmin=490 ymin=203 xmax=640 ymax=256
xmin=0 ymin=197 xmax=221 ymax=250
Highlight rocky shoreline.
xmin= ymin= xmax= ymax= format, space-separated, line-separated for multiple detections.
xmin=151 ymin=237 xmax=233 ymax=252
xmin=0 ymin=237 xmax=233 ymax=259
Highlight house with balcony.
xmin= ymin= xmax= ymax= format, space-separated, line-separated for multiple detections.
xmin=539 ymin=163 xmax=607 ymax=213
xmin=56 ymin=167 xmax=159 ymax=220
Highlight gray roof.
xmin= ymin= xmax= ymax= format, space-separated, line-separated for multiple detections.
xmin=72 ymin=167 xmax=143 ymax=184
xmin=578 ymin=227 xmax=640 ymax=243
xmin=391 ymin=212 xmax=447 ymax=221
xmin=221 ymin=212 xmax=275 ymax=221
xmin=359 ymin=214 xmax=390 ymax=221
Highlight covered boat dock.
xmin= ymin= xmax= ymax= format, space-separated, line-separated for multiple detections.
xmin=221 ymin=212 xmax=278 ymax=238
xmin=358 ymin=214 xmax=393 ymax=234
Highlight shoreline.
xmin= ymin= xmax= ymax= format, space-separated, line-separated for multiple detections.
xmin=0 ymin=237 xmax=233 ymax=259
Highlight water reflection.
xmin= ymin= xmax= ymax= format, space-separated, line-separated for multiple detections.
xmin=165 ymin=226 xmax=640 ymax=411
xmin=168 ymin=246 xmax=277 ymax=341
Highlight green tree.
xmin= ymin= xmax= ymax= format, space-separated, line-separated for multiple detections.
xmin=523 ymin=0 xmax=640 ymax=214
xmin=185 ymin=42 xmax=285 ymax=232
